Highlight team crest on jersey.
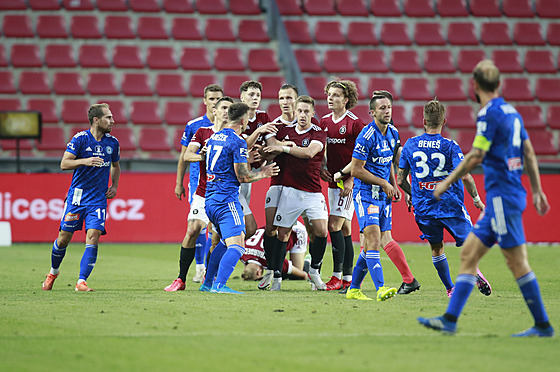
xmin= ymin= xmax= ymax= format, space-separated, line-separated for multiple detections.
xmin=367 ymin=205 xmax=379 ymax=215
xmin=64 ymin=212 xmax=80 ymax=222
xmin=301 ymin=138 xmax=310 ymax=147
xmin=390 ymin=139 xmax=395 ymax=148
xmin=95 ymin=145 xmax=103 ymax=153
xmin=106 ymin=146 xmax=113 ymax=154
xmin=339 ymin=126 xmax=347 ymax=135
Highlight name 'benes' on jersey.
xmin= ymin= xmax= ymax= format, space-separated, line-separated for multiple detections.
xmin=65 ymin=130 xmax=120 ymax=206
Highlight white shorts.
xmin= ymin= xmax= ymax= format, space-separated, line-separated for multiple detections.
xmin=240 ymin=183 xmax=251 ymax=203
xmin=265 ymin=185 xmax=283 ymax=209
xmin=274 ymin=187 xmax=328 ymax=228
xmin=290 ymin=221 xmax=308 ymax=254
xmin=328 ymin=187 xmax=354 ymax=221
xmin=187 ymin=194 xmax=209 ymax=225
xmin=239 ymin=192 xmax=252 ymax=216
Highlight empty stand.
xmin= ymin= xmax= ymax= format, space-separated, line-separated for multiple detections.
xmin=79 ymin=45 xmax=111 ymax=68
xmin=437 ymin=0 xmax=469 ymax=17
xmin=424 ymin=50 xmax=455 ymax=73
xmin=0 ymin=71 xmax=16 ymax=94
xmin=547 ymin=24 xmax=560 ymax=45
xmin=536 ymin=0 xmax=560 ymax=18
xmin=295 ymin=50 xmax=322 ymax=73
xmin=368 ymin=78 xmax=398 ymax=100
xmin=129 ymin=0 xmax=161 ymax=12
xmin=181 ymin=48 xmax=212 ymax=70
xmin=156 ymin=74 xmax=187 ymax=97
xmin=37 ymin=15 xmax=67 ymax=39
xmin=97 ymin=0 xmax=128 ymax=11
xmin=455 ymin=130 xmax=475 ymax=152
xmin=113 ymin=45 xmax=144 ymax=69
xmin=547 ymin=106 xmax=560 ymax=129
xmin=381 ymin=23 xmax=412 ymax=45
xmin=71 ymin=16 xmax=102 ymax=39
xmin=87 ymin=72 xmax=119 ymax=96
xmin=53 ymin=72 xmax=85 ymax=95
xmin=457 ymin=50 xmax=486 ymax=73
xmin=27 ymin=99 xmax=58 ymax=123
xmin=11 ymin=44 xmax=42 ymax=67
xmin=259 ymin=76 xmax=286 ymax=99
xmin=165 ymin=101 xmax=193 ymax=125
xmin=392 ymin=106 xmax=408 ymax=126
xmin=121 ymin=73 xmax=153 ymax=96
xmin=173 ymin=128 xmax=184 ymax=152
xmin=347 ymin=22 xmax=378 ymax=45
xmin=481 ymin=23 xmax=513 ymax=45
xmin=414 ymin=23 xmax=445 ymax=45
xmin=172 ymin=18 xmax=202 ymax=40
xmin=501 ymin=78 xmax=533 ymax=101
xmin=357 ymin=50 xmax=388 ymax=73
xmin=45 ymin=44 xmax=77 ymax=68
xmin=3 ymin=15 xmax=34 ymax=38
xmin=230 ymin=0 xmax=261 ymax=15
xmin=514 ymin=23 xmax=546 ymax=45
xmin=502 ymin=0 xmax=535 ymax=18
xmin=0 ymin=0 xmax=26 ymax=10
xmin=535 ymin=79 xmax=560 ymax=101
xmin=284 ymin=20 xmax=313 ymax=44
xmin=63 ymin=0 xmax=94 ymax=11
xmin=447 ymin=22 xmax=478 ymax=45
xmin=163 ymin=0 xmax=194 ymax=13
xmin=0 ymin=46 xmax=7 ymax=67
xmin=410 ymin=105 xmax=425 ymax=128
xmin=267 ymin=103 xmax=282 ymax=121
xmin=36 ymin=127 xmax=66 ymax=152
xmin=238 ymin=20 xmax=270 ymax=42
xmin=525 ymin=50 xmax=556 ymax=73
xmin=19 ymin=71 xmax=50 ymax=95
xmin=352 ymin=105 xmax=371 ymax=123
xmin=0 ymin=99 xmax=22 ymax=111
xmin=196 ymin=0 xmax=228 ymax=14
xmin=398 ymin=129 xmax=417 ymax=144
xmin=390 ymin=50 xmax=421 ymax=73
xmin=304 ymin=0 xmax=336 ymax=15
xmin=248 ymin=49 xmax=279 ymax=72
xmin=104 ymin=16 xmax=135 ymax=39
xmin=214 ymin=48 xmax=245 ymax=71
xmin=139 ymin=127 xmax=171 ymax=152
xmin=305 ymin=76 xmax=328 ymax=98
xmin=138 ymin=17 xmax=168 ymax=39
xmin=371 ymin=0 xmax=402 ymax=17
xmin=146 ymin=46 xmax=177 ymax=69
xmin=469 ymin=0 xmax=502 ymax=17
xmin=401 ymin=78 xmax=432 ymax=101
xmin=340 ymin=76 xmax=363 ymax=97
xmin=130 ymin=101 xmax=162 ymax=125
xmin=109 ymin=127 xmax=137 ymax=152
xmin=315 ymin=21 xmax=346 ymax=44
xmin=103 ymin=100 xmax=127 ymax=123
xmin=323 ymin=50 xmax=354 ymax=73
xmin=528 ymin=130 xmax=558 ymax=155
xmin=189 ymin=74 xmax=219 ymax=97
xmin=314 ymin=104 xmax=329 ymax=119
xmin=205 ymin=18 xmax=236 ymax=42
xmin=404 ymin=0 xmax=435 ymax=17
xmin=492 ymin=50 xmax=523 ymax=73
xmin=446 ymin=105 xmax=476 ymax=129
xmin=517 ymin=106 xmax=546 ymax=129
xmin=336 ymin=0 xmax=369 ymax=17
xmin=223 ymin=74 xmax=251 ymax=97
xmin=435 ymin=78 xmax=466 ymax=101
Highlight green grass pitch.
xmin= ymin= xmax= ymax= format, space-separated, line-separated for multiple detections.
xmin=1 ymin=242 xmax=559 ymax=372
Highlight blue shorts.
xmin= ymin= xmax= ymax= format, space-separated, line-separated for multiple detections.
xmin=205 ymin=198 xmax=245 ymax=240
xmin=59 ymin=203 xmax=107 ymax=234
xmin=416 ymin=208 xmax=472 ymax=247
xmin=473 ymin=194 xmax=526 ymax=249
xmin=354 ymin=192 xmax=392 ymax=233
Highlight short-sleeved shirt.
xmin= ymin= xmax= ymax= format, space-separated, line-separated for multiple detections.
xmin=352 ymin=122 xmax=400 ymax=201
xmin=399 ymin=132 xmax=466 ymax=219
xmin=181 ymin=114 xmax=212 ymax=189
xmin=189 ymin=125 xmax=217 ymax=197
xmin=65 ymin=130 xmax=120 ymax=207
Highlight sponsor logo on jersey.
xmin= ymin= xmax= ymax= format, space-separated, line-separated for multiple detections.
xmin=419 ymin=180 xmax=441 ymax=191
xmin=371 ymin=155 xmax=393 ymax=164
xmin=64 ymin=212 xmax=80 ymax=222
xmin=508 ymin=157 xmax=523 ymax=171
xmin=67 ymin=142 xmax=75 ymax=151
xmin=367 ymin=205 xmax=379 ymax=215
xmin=339 ymin=126 xmax=347 ymax=134
xmin=327 ymin=137 xmax=346 ymax=144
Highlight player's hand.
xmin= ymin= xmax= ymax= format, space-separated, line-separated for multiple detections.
xmin=85 ymin=157 xmax=104 ymax=167
xmin=340 ymin=176 xmax=353 ymax=197
xmin=393 ymin=186 xmax=402 ymax=202
xmin=175 ymin=184 xmax=185 ymax=200
xmin=474 ymin=200 xmax=485 ymax=211
xmin=106 ymin=185 xmax=117 ymax=199
xmin=333 ymin=171 xmax=343 ymax=182
xmin=263 ymin=145 xmax=282 ymax=154
xmin=320 ymin=168 xmax=332 ymax=182
xmin=381 ymin=181 xmax=396 ymax=200
xmin=405 ymin=193 xmax=412 ymax=212
xmin=262 ymin=161 xmax=280 ymax=178
xmin=433 ymin=182 xmax=447 ymax=201
xmin=533 ymin=191 xmax=551 ymax=216
xmin=248 ymin=144 xmax=262 ymax=163
xmin=258 ymin=123 xmax=278 ymax=135
xmin=199 ymin=145 xmax=208 ymax=158
xmin=283 ymin=140 xmax=295 ymax=147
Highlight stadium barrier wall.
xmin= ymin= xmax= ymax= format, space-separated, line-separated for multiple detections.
xmin=1 ymin=173 xmax=559 ymax=243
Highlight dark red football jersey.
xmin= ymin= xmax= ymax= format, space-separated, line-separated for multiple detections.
xmin=189 ymin=126 xmax=217 ymax=197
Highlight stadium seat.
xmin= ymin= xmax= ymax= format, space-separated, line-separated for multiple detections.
xmin=11 ymin=44 xmax=42 ymax=67
xmin=156 ymin=74 xmax=187 ymax=97
xmin=404 ymin=0 xmax=435 ymax=17
xmin=336 ymin=0 xmax=369 ymax=16
xmin=165 ymin=101 xmax=193 ymax=125
xmin=45 ymin=44 xmax=77 ymax=68
xmin=514 ymin=23 xmax=546 ymax=46
xmin=102 ymin=100 xmax=127 ymax=124
xmin=401 ymin=78 xmax=432 ymax=101
xmin=189 ymin=74 xmax=219 ymax=97
xmin=424 ymin=50 xmax=455 ymax=73
xmin=37 ymin=15 xmax=67 ymax=38
xmin=27 ymin=99 xmax=58 ymax=123
xmin=248 ymin=49 xmax=279 ymax=72
xmin=109 ymin=127 xmax=137 ymax=152
xmin=535 ymin=79 xmax=560 ymax=101
xmin=171 ymin=18 xmax=202 ymax=40
xmin=502 ymin=0 xmax=534 ymax=18
xmin=304 ymin=0 xmax=336 ymax=15
xmin=121 ymin=73 xmax=152 ymax=96
xmin=0 ymin=46 xmax=7 ymax=67
xmin=305 ymin=76 xmax=328 ymax=98
xmin=392 ymin=106 xmax=408 ymax=126
xmin=63 ymin=0 xmax=94 ymax=10
xmin=0 ymin=99 xmax=22 ymax=111
xmin=97 ymin=0 xmax=128 ymax=11
xmin=357 ymin=50 xmax=388 ymax=73
xmin=129 ymin=0 xmax=160 ymax=12
xmin=277 ymin=0 xmax=303 ymax=15
xmin=435 ymin=78 xmax=466 ymax=101
xmin=181 ymin=48 xmax=211 ymax=70
xmin=130 ymin=101 xmax=162 ymax=125
xmin=527 ymin=130 xmax=558 ymax=155
xmin=446 ymin=105 xmax=476 ymax=129
xmin=0 ymin=71 xmax=16 ymax=94
xmin=79 ymin=45 xmax=111 ymax=68
xmin=172 ymin=127 xmax=185 ymax=152
xmin=71 ymin=16 xmax=102 ymax=38
xmin=414 ymin=23 xmax=445 ymax=46
xmin=501 ymin=78 xmax=533 ymax=101
xmin=469 ymin=0 xmax=502 ymax=17
xmin=284 ymin=20 xmax=313 ymax=44
xmin=36 ymin=127 xmax=66 ymax=152
xmin=0 ymin=0 xmax=26 ymax=10
xmin=547 ymin=106 xmax=560 ymax=129
xmin=146 ymin=46 xmax=177 ymax=69
xmin=410 ymin=105 xmax=426 ymax=128
xmin=437 ymin=0 xmax=468 ymax=17
xmin=230 ymin=0 xmax=261 ymax=14
xmin=324 ymin=50 xmax=354 ymax=73
xmin=214 ymin=48 xmax=245 ymax=71
xmin=30 ymin=0 xmax=61 ymax=10
xmin=455 ymin=130 xmax=475 ymax=153
xmin=525 ymin=50 xmax=556 ymax=73
xmin=163 ymin=0 xmax=193 ymax=13
xmin=481 ymin=23 xmax=513 ymax=45
xmin=259 ymin=76 xmax=286 ymax=99
xmin=313 ymin=104 xmax=329 ymax=119
xmin=238 ymin=20 xmax=270 ymax=42
xmin=398 ymin=129 xmax=417 ymax=144
xmin=370 ymin=0 xmax=402 ymax=17
xmin=536 ymin=0 xmax=560 ymax=18
xmin=3 ymin=15 xmax=34 ymax=38
xmin=547 ymin=23 xmax=560 ymax=45
xmin=315 ymin=21 xmax=346 ymax=44
xmin=517 ymin=106 xmax=546 ymax=129
xmin=368 ymin=78 xmax=399 ymax=100
xmin=295 ymin=49 xmax=322 ymax=73
xmin=87 ymin=72 xmax=119 ymax=96
xmin=447 ymin=22 xmax=478 ymax=45
xmin=205 ymin=18 xmax=236 ymax=42
xmin=1 ymin=138 xmax=33 ymax=152
xmin=19 ymin=71 xmax=50 ymax=95
xmin=390 ymin=50 xmax=421 ymax=73
xmin=104 ymin=16 xmax=135 ymax=39
xmin=457 ymin=50 xmax=486 ymax=73
xmin=113 ymin=46 xmax=144 ymax=69
xmin=223 ymin=74 xmax=251 ymax=97
xmin=196 ymin=0 xmax=227 ymax=14
xmin=138 ymin=17 xmax=168 ymax=39
xmin=347 ymin=22 xmax=378 ymax=45
xmin=267 ymin=103 xmax=282 ymax=121
xmin=381 ymin=23 xmax=412 ymax=45
xmin=139 ymin=127 xmax=171 ymax=151
xmin=53 ymin=72 xmax=85 ymax=95
xmin=349 ymin=105 xmax=368 ymax=123
xmin=492 ymin=50 xmax=523 ymax=73
xmin=340 ymin=76 xmax=363 ymax=97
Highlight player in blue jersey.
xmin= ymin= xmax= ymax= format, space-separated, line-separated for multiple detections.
xmin=204 ymin=102 xmax=279 ymax=294
xmin=418 ymin=60 xmax=553 ymax=337
xmin=176 ymin=84 xmax=223 ymax=282
xmin=397 ymin=99 xmax=491 ymax=297
xmin=42 ymin=103 xmax=120 ymax=292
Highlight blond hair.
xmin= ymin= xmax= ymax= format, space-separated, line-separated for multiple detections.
xmin=423 ymin=99 xmax=446 ymax=128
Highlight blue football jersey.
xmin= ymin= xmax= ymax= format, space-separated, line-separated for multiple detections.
xmin=399 ymin=133 xmax=465 ymax=218
xmin=205 ymin=128 xmax=248 ymax=202
xmin=352 ymin=122 xmax=400 ymax=201
xmin=65 ymin=130 xmax=120 ymax=207
xmin=181 ymin=114 xmax=213 ymax=189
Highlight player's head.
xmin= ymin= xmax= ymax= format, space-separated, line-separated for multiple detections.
xmin=295 ymin=95 xmax=315 ymax=128
xmin=240 ymin=80 xmax=263 ymax=110
xmin=88 ymin=103 xmax=114 ymax=132
xmin=213 ymin=96 xmax=234 ymax=128
xmin=423 ymin=99 xmax=447 ymax=129
xmin=228 ymin=102 xmax=251 ymax=131
xmin=278 ymin=84 xmax=299 ymax=116
xmin=473 ymin=59 xmax=500 ymax=102
xmin=369 ymin=93 xmax=392 ymax=125
xmin=241 ymin=262 xmax=263 ymax=281
xmin=325 ymin=80 xmax=358 ymax=112
xmin=203 ymin=84 xmax=224 ymax=111
xmin=371 ymin=90 xmax=393 ymax=104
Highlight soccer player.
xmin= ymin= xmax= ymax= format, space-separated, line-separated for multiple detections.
xmin=418 ymin=60 xmax=554 ymax=337
xmin=164 ymin=97 xmax=234 ymax=291
xmin=320 ymin=80 xmax=364 ymax=291
xmin=204 ymin=102 xmax=279 ymax=294
xmin=42 ymin=103 xmax=120 ymax=292
xmin=397 ymin=99 xmax=491 ymax=297
xmin=263 ymin=95 xmax=328 ymax=291
xmin=176 ymin=84 xmax=224 ymax=282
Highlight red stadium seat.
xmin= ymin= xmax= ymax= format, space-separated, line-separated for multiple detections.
xmin=437 ymin=0 xmax=468 ymax=17
xmin=536 ymin=0 xmax=560 ymax=18
xmin=392 ymin=106 xmax=409 ymax=126
xmin=181 ymin=48 xmax=211 ymax=70
xmin=11 ymin=44 xmax=42 ymax=67
xmin=446 ymin=105 xmax=476 ymax=129
xmin=104 ymin=16 xmax=135 ymax=39
xmin=381 ymin=23 xmax=412 ymax=45
xmin=336 ymin=0 xmax=369 ymax=16
xmin=129 ymin=0 xmax=161 ymax=12
xmin=457 ymin=50 xmax=486 ymax=73
xmin=501 ymin=78 xmax=533 ymax=101
xmin=71 ymin=16 xmax=102 ymax=39
xmin=113 ymin=45 xmax=144 ymax=69
xmin=447 ymin=22 xmax=478 ymax=45
xmin=368 ymin=78 xmax=399 ymax=100
xmin=340 ymin=76 xmax=363 ymax=97
xmin=517 ymin=106 xmax=546 ymax=129
xmin=1 ymin=138 xmax=33 ymax=152
xmin=196 ymin=0 xmax=227 ymax=14
xmin=27 ymin=99 xmax=58 ymax=123
xmin=53 ymin=72 xmax=85 ymax=95
xmin=79 ymin=45 xmax=111 ymax=68
xmin=502 ymin=0 xmax=534 ymax=18
xmin=37 ymin=15 xmax=67 ymax=38
xmin=173 ymin=127 xmax=184 ymax=152
xmin=36 ymin=127 xmax=66 ymax=152
xmin=528 ymin=130 xmax=558 ymax=155
xmin=165 ymin=101 xmax=193 ymax=125
xmin=481 ymin=23 xmax=512 ymax=45
xmin=0 ymin=46 xmax=7 ymax=67
xmin=121 ymin=73 xmax=153 ymax=96
xmin=469 ymin=0 xmax=502 ymax=17
xmin=30 ymin=0 xmax=60 ymax=10
xmin=398 ymin=129 xmax=417 ymax=144
xmin=277 ymin=0 xmax=303 ymax=15
xmin=205 ymin=18 xmax=236 ymax=42
xmin=63 ymin=0 xmax=94 ymax=10
xmin=172 ymin=18 xmax=202 ymax=40
xmin=350 ymin=105 xmax=370 ymax=123
xmin=492 ymin=50 xmax=523 ymax=73
xmin=414 ymin=23 xmax=445 ymax=46
xmin=315 ymin=21 xmax=346 ymax=44
xmin=295 ymin=49 xmax=322 ymax=73
xmin=390 ymin=50 xmax=421 ymax=73
xmin=248 ymin=49 xmax=279 ymax=72
xmin=284 ymin=20 xmax=313 ymax=44
xmin=410 ymin=105 xmax=425 ymax=128
xmin=404 ymin=0 xmax=435 ymax=17
xmin=314 ymin=104 xmax=329 ymax=119
xmin=97 ymin=0 xmax=128 ymax=11
xmin=230 ymin=0 xmax=261 ymax=14
xmin=401 ymin=78 xmax=432 ymax=101
xmin=525 ymin=50 xmax=556 ymax=73
xmin=435 ymin=78 xmax=466 ymax=101
xmin=324 ymin=50 xmax=354 ymax=73
xmin=0 ymin=71 xmax=16 ymax=94
xmin=514 ymin=23 xmax=545 ymax=46
xmin=348 ymin=22 xmax=378 ymax=45
xmin=87 ymin=72 xmax=119 ymax=96
xmin=304 ymin=0 xmax=336 ymax=15
xmin=137 ymin=17 xmax=168 ymax=39
xmin=267 ymin=103 xmax=282 ymax=121
xmin=189 ymin=74 xmax=219 ymax=97
xmin=0 ymin=99 xmax=22 ymax=111
xmin=3 ymin=15 xmax=34 ymax=38
xmin=214 ymin=48 xmax=245 ymax=71
xmin=156 ymin=74 xmax=187 ymax=97
xmin=259 ymin=76 xmax=286 ymax=99
xmin=305 ymin=76 xmax=328 ymax=98
xmin=163 ymin=0 xmax=193 ymax=13
xmin=371 ymin=0 xmax=402 ymax=17
xmin=0 ymin=0 xmax=26 ymax=10
xmin=139 ymin=127 xmax=171 ymax=151
xmin=547 ymin=23 xmax=560 ymax=45
xmin=547 ymin=106 xmax=560 ymax=129
xmin=357 ymin=50 xmax=388 ymax=73
xmin=455 ymin=130 xmax=475 ymax=153
xmin=109 ymin=127 xmax=137 ymax=152
xmin=146 ymin=46 xmax=177 ymax=69
xmin=223 ymin=74 xmax=251 ymax=97
xmin=130 ymin=101 xmax=162 ymax=125
xmin=238 ymin=20 xmax=270 ymax=42
xmin=535 ymin=79 xmax=560 ymax=101
xmin=45 ymin=44 xmax=77 ymax=68
xmin=19 ymin=71 xmax=50 ymax=95
xmin=102 ymin=100 xmax=127 ymax=124
xmin=424 ymin=50 xmax=455 ymax=73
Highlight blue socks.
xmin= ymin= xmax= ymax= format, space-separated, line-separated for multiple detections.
xmin=445 ymin=274 xmax=477 ymax=320
xmin=203 ymin=240 xmax=227 ymax=287
xmin=517 ymin=271 xmax=549 ymax=326
xmin=365 ymin=250 xmax=384 ymax=290
xmin=194 ymin=228 xmax=207 ymax=265
xmin=79 ymin=244 xmax=98 ymax=281
xmin=433 ymin=253 xmax=454 ymax=290
xmin=214 ymin=244 xmax=244 ymax=287
xmin=51 ymin=240 xmax=67 ymax=270
xmin=349 ymin=251 xmax=368 ymax=290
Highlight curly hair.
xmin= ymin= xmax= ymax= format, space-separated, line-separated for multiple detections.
xmin=324 ymin=80 xmax=358 ymax=110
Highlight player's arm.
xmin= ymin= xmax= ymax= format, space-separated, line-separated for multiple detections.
xmin=351 ymin=157 xmax=397 ymax=199
xmin=234 ymin=161 xmax=279 ymax=183
xmin=397 ymin=167 xmax=411 ymax=196
xmin=184 ymin=143 xmax=205 ymax=163
xmin=60 ymin=151 xmax=103 ymax=170
xmin=433 ymin=147 xmax=485 ymax=200
xmin=245 ymin=123 xmax=278 ymax=149
xmin=389 ymin=163 xmax=401 ymax=201
xmin=175 ymin=145 xmax=188 ymax=200
xmin=264 ymin=141 xmax=323 ymax=160
xmin=461 ymin=173 xmax=484 ymax=210
xmin=320 ymin=145 xmax=332 ymax=182
xmin=523 ymin=138 xmax=550 ymax=216
xmin=106 ymin=161 xmax=120 ymax=199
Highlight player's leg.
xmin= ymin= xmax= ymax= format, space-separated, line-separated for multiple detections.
xmin=240 ymin=192 xmax=257 ymax=239
xmin=417 ymin=217 xmax=452 ymax=294
xmin=201 ymin=232 xmax=227 ymax=291
xmin=75 ymin=228 xmax=102 ymax=292
xmin=263 ymin=185 xmax=282 ymax=287
xmin=327 ymin=188 xmax=346 ymax=290
xmin=341 ymin=219 xmax=354 ymax=290
xmin=193 ymin=226 xmax=207 ymax=282
xmin=308 ymin=218 xmax=328 ymax=290
xmin=42 ymin=229 xmax=73 ymax=290
xmin=379 ymin=229 xmax=418 ymax=294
